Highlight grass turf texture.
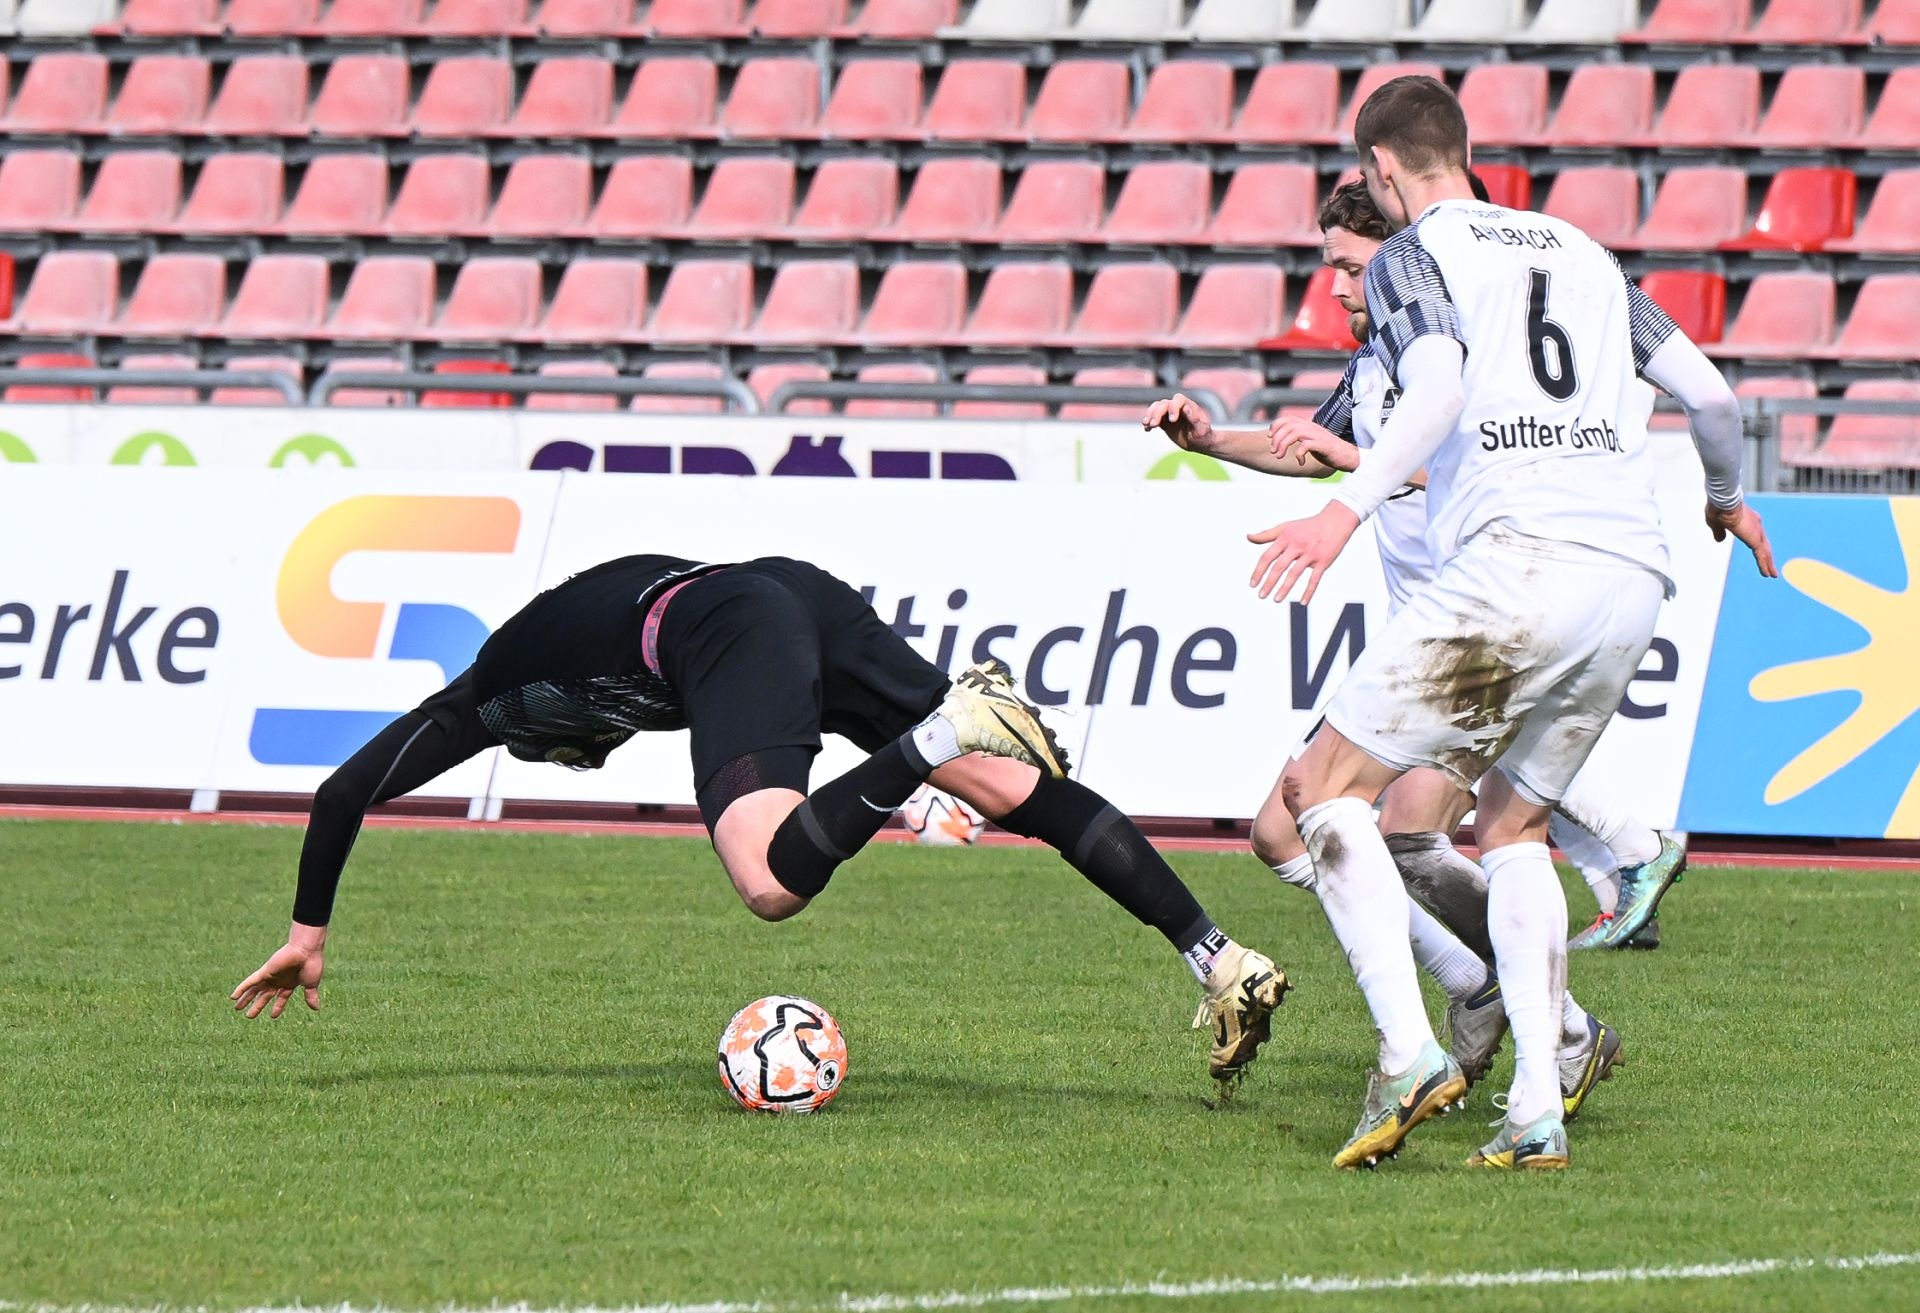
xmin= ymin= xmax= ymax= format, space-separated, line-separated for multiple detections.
xmin=2 ymin=819 xmax=1917 ymax=1313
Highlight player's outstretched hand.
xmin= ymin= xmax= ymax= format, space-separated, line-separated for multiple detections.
xmin=1143 ymin=393 xmax=1213 ymax=451
xmin=1266 ymin=417 xmax=1359 ymax=473
xmin=1247 ymin=502 xmax=1363 ymax=605
xmin=1706 ymin=500 xmax=1779 ymax=579
xmin=232 ymin=923 xmax=327 ymax=1019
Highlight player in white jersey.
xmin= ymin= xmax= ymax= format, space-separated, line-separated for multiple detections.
xmin=1249 ymin=77 xmax=1776 ymax=1171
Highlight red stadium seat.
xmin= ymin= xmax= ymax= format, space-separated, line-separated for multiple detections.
xmin=646 ymin=0 xmax=747 ymax=34
xmin=310 ymin=56 xmax=410 ymax=137
xmin=75 ymin=152 xmax=183 ymax=233
xmin=1340 ymin=64 xmax=1445 ymax=142
xmin=1233 ymin=63 xmax=1340 ymax=146
xmin=1723 ymin=168 xmax=1855 ymax=253
xmin=588 ymin=156 xmax=695 ymax=238
xmin=884 ymin=157 xmax=1001 ymax=242
xmin=491 ymin=155 xmax=592 ymax=238
xmin=753 ymin=0 xmax=848 ymax=36
xmin=649 ymin=260 xmax=756 ymax=343
xmin=1629 ymin=0 xmax=1749 ymax=41
xmin=846 ymin=362 xmax=939 ymax=419
xmin=1819 ymin=381 xmax=1920 ymax=469
xmin=748 ymin=361 xmax=832 ymax=416
xmin=506 ymin=58 xmax=614 ymax=136
xmin=327 ymin=257 xmax=436 ymax=338
xmin=319 ymin=357 xmax=410 ymax=408
xmin=840 ymin=0 xmax=957 ymax=36
xmin=223 ymin=254 xmax=330 ymax=337
xmin=422 ymin=360 xmax=513 ymax=410
xmin=722 ymin=58 xmax=821 ymax=139
xmin=1829 ymin=170 xmax=1920 ymax=254
xmin=0 ymin=149 xmax=82 ymax=232
xmin=996 ymin=161 xmax=1105 ymax=245
xmin=1654 ymin=66 xmax=1761 ymax=149
xmin=822 ymin=59 xmax=923 ymax=140
xmin=1746 ymin=67 xmax=1865 ymax=149
xmin=1821 ymin=274 xmax=1920 ymax=361
xmin=435 ymin=258 xmax=544 ymax=341
xmin=1734 ymin=376 xmax=1818 ymax=467
xmin=1027 ymin=61 xmax=1130 ymax=143
xmin=539 ymin=258 xmax=649 ymax=342
xmin=961 ymin=262 xmax=1072 ymax=347
xmin=924 ymin=61 xmax=1027 ymax=141
xmin=107 ymin=353 xmax=201 ymax=406
xmin=109 ymin=56 xmax=211 ymax=134
xmin=202 ymin=56 xmax=310 ymax=136
xmin=862 ymin=261 xmax=968 ymax=343
xmin=120 ymin=254 xmax=226 ymax=336
xmin=630 ymin=361 xmax=728 ymax=416
xmin=225 ymin=0 xmax=322 ymax=35
xmin=1863 ymin=0 xmax=1920 ymax=43
xmin=535 ymin=0 xmax=644 ymax=34
xmin=608 ymin=59 xmax=719 ymax=138
xmin=1262 ymin=266 xmax=1357 ymax=352
xmin=1 ymin=53 xmax=108 ymax=133
xmin=1742 ymin=0 xmax=1860 ymax=42
xmin=319 ymin=0 xmax=423 ymax=35
xmin=952 ymin=364 xmax=1047 ymax=419
xmin=528 ymin=361 xmax=621 ymax=413
xmin=211 ymin=355 xmax=304 ymax=407
xmin=1205 ymin=162 xmax=1319 ymax=248
xmin=1474 ymin=164 xmax=1531 ymax=210
xmin=279 ymin=153 xmax=388 ymax=236
xmin=1633 ymin=167 xmax=1747 ymax=251
xmin=1067 ymin=263 xmax=1179 ymax=347
xmin=412 ymin=57 xmax=513 ymax=137
xmin=424 ymin=0 xmax=531 ymax=34
xmin=689 ymin=157 xmax=797 ymax=239
xmin=1543 ymin=64 xmax=1654 ymax=148
xmin=174 ymin=152 xmax=285 ymax=235
xmin=1638 ymin=270 xmax=1726 ymax=345
xmin=751 ymin=259 xmax=861 ymax=344
xmin=385 ymin=155 xmax=491 ymax=237
xmin=116 ymin=0 xmax=222 ymax=34
xmin=1178 ymin=367 xmax=1265 ymax=418
xmin=1458 ymin=64 xmax=1547 ymax=146
xmin=1103 ymin=161 xmax=1211 ymax=245
xmin=1711 ymin=272 xmax=1835 ymax=359
xmin=1541 ymin=167 xmax=1640 ymax=249
xmin=1857 ymin=68 xmax=1920 ymax=149
xmin=4 ymin=352 xmax=96 ymax=403
xmin=1059 ymin=367 xmax=1156 ymax=422
xmin=1178 ymin=263 xmax=1286 ymax=349
xmin=789 ymin=158 xmax=899 ymax=240
xmin=1128 ymin=61 xmax=1232 ymax=143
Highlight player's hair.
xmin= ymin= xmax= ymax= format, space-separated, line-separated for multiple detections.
xmin=1353 ymin=75 xmax=1470 ymax=179
xmin=1316 ymin=180 xmax=1391 ymax=240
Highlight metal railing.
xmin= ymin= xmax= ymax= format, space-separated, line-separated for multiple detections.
xmin=0 ymin=365 xmax=304 ymax=406
xmin=306 ymin=370 xmax=761 ymax=411
xmin=764 ymin=379 xmax=1229 ymax=419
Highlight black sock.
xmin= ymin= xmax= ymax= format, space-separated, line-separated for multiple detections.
xmin=766 ymin=737 xmax=929 ymax=898
xmin=999 ymin=775 xmax=1213 ymax=951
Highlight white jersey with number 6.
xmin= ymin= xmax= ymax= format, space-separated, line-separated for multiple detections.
xmin=1362 ymin=199 xmax=1682 ymax=592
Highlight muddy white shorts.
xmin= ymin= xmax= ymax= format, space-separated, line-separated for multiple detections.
xmin=1323 ymin=527 xmax=1665 ymax=806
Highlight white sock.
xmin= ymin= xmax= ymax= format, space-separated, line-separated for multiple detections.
xmin=1483 ymin=841 xmax=1567 ymax=1125
xmin=1182 ymin=927 xmax=1234 ymax=984
xmin=1559 ymin=992 xmax=1591 ymax=1053
xmin=1298 ymin=797 xmax=1432 ymax=1073
xmin=908 ymin=710 xmax=963 ymax=769
xmin=1406 ymin=898 xmax=1489 ymax=1001
xmin=1555 ymin=773 xmax=1661 ymax=868
xmin=1271 ymin=854 xmax=1317 ymax=891
xmin=1548 ymin=811 xmax=1621 ymax=914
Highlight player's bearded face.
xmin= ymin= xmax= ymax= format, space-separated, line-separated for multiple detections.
xmin=1321 ymin=227 xmax=1383 ymax=342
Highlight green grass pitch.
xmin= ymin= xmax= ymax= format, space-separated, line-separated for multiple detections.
xmin=4 ymin=819 xmax=1918 ymax=1312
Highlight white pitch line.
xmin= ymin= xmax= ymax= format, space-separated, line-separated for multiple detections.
xmin=7 ymin=1251 xmax=1920 ymax=1313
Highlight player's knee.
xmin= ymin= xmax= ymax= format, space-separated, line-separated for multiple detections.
xmin=1250 ymin=803 xmax=1306 ymax=868
xmin=742 ymin=885 xmax=807 ymax=922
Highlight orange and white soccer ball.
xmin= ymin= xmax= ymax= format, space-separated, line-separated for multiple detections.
xmin=716 ymin=995 xmax=847 ymax=1114
xmin=900 ymin=784 xmax=986 ymax=846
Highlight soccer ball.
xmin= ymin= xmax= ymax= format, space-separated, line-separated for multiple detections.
xmin=716 ymin=995 xmax=847 ymax=1114
xmin=900 ymin=784 xmax=986 ymax=846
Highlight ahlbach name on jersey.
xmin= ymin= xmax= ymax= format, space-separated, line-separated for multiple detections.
xmin=1479 ymin=414 xmax=1623 ymax=453
xmin=1468 ymin=222 xmax=1564 ymax=251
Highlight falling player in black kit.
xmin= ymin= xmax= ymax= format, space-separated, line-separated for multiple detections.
xmin=232 ymin=553 xmax=1288 ymax=1085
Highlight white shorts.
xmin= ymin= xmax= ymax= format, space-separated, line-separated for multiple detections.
xmin=1324 ymin=528 xmax=1664 ymax=806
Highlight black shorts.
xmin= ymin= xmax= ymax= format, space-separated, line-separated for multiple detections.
xmin=655 ymin=556 xmax=951 ymax=796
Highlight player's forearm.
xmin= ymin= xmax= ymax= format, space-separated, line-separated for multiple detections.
xmin=1194 ymin=429 xmax=1331 ymax=477
xmin=291 ymin=772 xmax=370 ymax=926
xmin=1640 ymin=335 xmax=1745 ymax=509
xmin=1333 ymin=337 xmax=1465 ymax=520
